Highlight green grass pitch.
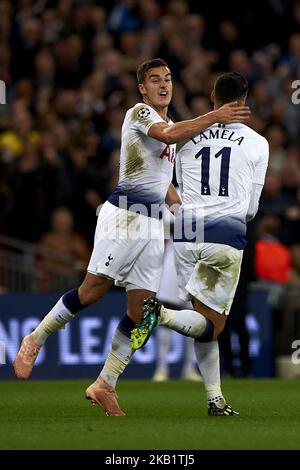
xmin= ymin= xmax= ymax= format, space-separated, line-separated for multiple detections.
xmin=0 ymin=379 xmax=299 ymax=450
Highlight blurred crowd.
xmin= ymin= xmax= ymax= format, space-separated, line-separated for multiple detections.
xmin=0 ymin=0 xmax=300 ymax=285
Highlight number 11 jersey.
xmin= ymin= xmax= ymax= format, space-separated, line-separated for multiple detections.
xmin=175 ymin=123 xmax=269 ymax=249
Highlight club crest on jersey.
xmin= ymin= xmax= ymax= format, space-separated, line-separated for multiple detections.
xmin=137 ymin=107 xmax=151 ymax=119
xmin=160 ymin=144 xmax=175 ymax=163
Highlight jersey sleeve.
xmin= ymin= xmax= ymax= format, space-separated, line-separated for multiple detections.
xmin=130 ymin=104 xmax=165 ymax=135
xmin=175 ymin=151 xmax=183 ymax=184
xmin=246 ymin=183 xmax=264 ymax=222
xmin=253 ymin=139 xmax=269 ymax=185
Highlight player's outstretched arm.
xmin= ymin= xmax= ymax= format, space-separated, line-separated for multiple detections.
xmin=148 ymin=102 xmax=251 ymax=145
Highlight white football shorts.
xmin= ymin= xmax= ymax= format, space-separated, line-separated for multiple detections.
xmin=173 ymin=242 xmax=243 ymax=315
xmin=87 ymin=201 xmax=164 ymax=292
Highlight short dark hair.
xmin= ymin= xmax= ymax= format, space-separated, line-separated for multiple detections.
xmin=137 ymin=58 xmax=170 ymax=84
xmin=214 ymin=72 xmax=248 ymax=104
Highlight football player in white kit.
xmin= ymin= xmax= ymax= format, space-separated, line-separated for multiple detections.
xmin=132 ymin=72 xmax=269 ymax=416
xmin=14 ymin=60 xmax=250 ymax=416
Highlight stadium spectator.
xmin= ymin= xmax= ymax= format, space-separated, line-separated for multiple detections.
xmin=0 ymin=108 xmax=40 ymax=161
xmin=8 ymin=140 xmax=65 ymax=241
xmin=254 ymin=215 xmax=291 ymax=283
xmin=39 ymin=206 xmax=90 ymax=274
xmin=291 ymin=244 xmax=300 ymax=282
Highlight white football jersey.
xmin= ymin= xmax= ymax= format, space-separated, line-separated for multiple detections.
xmin=108 ymin=103 xmax=176 ymax=217
xmin=175 ymin=123 xmax=269 ymax=249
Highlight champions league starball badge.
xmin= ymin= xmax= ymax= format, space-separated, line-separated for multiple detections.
xmin=137 ymin=107 xmax=151 ymax=119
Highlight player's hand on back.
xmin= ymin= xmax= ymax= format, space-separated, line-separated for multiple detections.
xmin=214 ymin=101 xmax=251 ymax=124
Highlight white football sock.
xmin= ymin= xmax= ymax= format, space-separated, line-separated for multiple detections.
xmin=33 ymin=297 xmax=75 ymax=346
xmin=100 ymin=329 xmax=134 ymax=388
xmin=159 ymin=306 xmax=207 ymax=339
xmin=194 ymin=339 xmax=225 ymax=408
xmin=182 ymin=336 xmax=197 ymax=374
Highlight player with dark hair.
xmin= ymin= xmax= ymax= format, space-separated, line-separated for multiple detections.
xmin=132 ymin=71 xmax=268 ymax=416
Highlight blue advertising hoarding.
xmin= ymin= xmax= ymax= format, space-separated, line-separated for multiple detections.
xmin=0 ymin=290 xmax=272 ymax=379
